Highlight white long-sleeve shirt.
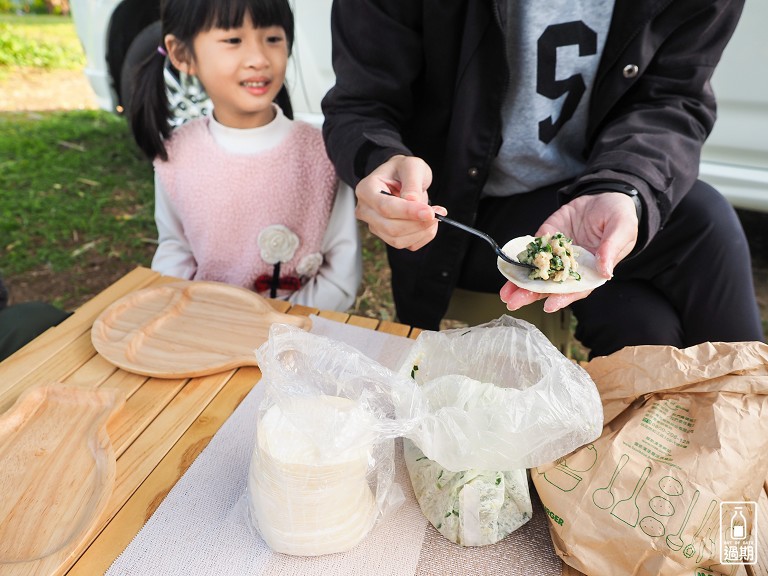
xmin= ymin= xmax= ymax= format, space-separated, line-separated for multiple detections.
xmin=151 ymin=108 xmax=361 ymax=312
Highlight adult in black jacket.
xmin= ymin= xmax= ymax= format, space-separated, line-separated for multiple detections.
xmin=322 ymin=0 xmax=763 ymax=357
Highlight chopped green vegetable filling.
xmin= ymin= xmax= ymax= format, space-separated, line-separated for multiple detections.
xmin=517 ymin=232 xmax=581 ymax=282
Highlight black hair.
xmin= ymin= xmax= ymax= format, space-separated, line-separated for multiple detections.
xmin=129 ymin=0 xmax=295 ymax=160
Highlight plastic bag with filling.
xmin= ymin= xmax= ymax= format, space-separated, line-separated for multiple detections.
xmin=403 ymin=438 xmax=533 ymax=546
xmin=396 ymin=316 xmax=602 ymax=546
xmin=395 ymin=316 xmax=603 ymax=472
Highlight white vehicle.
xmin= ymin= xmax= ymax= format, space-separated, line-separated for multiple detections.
xmin=699 ymin=0 xmax=768 ymax=213
xmin=71 ymin=0 xmax=767 ymax=211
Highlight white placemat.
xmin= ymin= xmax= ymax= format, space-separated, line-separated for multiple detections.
xmin=106 ymin=316 xmax=562 ymax=576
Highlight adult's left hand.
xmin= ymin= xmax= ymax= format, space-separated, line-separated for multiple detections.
xmin=500 ymin=192 xmax=639 ymax=312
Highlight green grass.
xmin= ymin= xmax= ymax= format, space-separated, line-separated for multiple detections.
xmin=0 ymin=110 xmax=155 ymax=275
xmin=0 ymin=13 xmax=157 ymax=301
xmin=0 ymin=15 xmax=85 ymax=69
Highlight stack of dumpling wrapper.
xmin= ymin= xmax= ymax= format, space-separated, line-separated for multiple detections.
xmin=247 ymin=324 xmax=407 ymax=557
xmin=248 ymin=395 xmax=378 ymax=555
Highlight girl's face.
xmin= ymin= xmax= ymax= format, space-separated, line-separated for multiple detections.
xmin=178 ymin=13 xmax=288 ymax=129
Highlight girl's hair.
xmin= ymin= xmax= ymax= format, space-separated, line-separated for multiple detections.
xmin=129 ymin=0 xmax=295 ymax=160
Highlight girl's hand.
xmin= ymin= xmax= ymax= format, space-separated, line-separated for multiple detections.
xmin=354 ymin=155 xmax=447 ymax=251
xmin=501 ymin=192 xmax=639 ymax=312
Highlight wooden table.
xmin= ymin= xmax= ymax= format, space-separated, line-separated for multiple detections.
xmin=0 ymin=266 xmax=765 ymax=576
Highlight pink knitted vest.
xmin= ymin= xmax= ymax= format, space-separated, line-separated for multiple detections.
xmin=154 ymin=117 xmax=337 ymax=292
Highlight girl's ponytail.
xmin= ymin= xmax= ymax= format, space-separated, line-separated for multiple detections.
xmin=128 ymin=50 xmax=173 ymax=161
xmin=275 ymin=85 xmax=293 ymax=120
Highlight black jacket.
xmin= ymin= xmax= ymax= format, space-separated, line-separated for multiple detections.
xmin=322 ymin=0 xmax=744 ymax=326
xmin=0 ymin=275 xmax=7 ymax=311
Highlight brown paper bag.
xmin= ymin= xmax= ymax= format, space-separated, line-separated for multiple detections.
xmin=532 ymin=341 xmax=768 ymax=576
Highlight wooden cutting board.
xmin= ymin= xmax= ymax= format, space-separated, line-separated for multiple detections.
xmin=0 ymin=384 xmax=124 ymax=576
xmin=91 ymin=280 xmax=312 ymax=378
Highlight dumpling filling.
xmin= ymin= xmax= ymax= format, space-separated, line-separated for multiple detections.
xmin=517 ymin=233 xmax=581 ymax=282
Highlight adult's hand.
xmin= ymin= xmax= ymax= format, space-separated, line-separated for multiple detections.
xmin=501 ymin=192 xmax=639 ymax=312
xmin=354 ymin=155 xmax=447 ymax=251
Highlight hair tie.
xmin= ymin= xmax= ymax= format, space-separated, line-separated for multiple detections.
xmin=157 ymin=45 xmax=167 ymax=57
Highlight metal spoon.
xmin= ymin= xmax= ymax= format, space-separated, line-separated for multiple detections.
xmin=379 ymin=190 xmax=535 ymax=270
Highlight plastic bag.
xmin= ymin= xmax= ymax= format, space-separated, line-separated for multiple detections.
xmin=394 ymin=316 xmax=602 ymax=547
xmin=394 ymin=316 xmax=603 ymax=472
xmin=246 ymin=323 xmax=412 ymax=556
xmin=403 ymin=438 xmax=533 ymax=546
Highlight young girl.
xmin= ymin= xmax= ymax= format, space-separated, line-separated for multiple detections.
xmin=128 ymin=0 xmax=360 ymax=311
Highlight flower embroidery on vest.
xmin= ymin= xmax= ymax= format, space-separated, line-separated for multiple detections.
xmin=258 ymin=224 xmax=301 ymax=298
xmin=258 ymin=224 xmax=300 ymax=264
xmin=297 ymin=253 xmax=323 ymax=278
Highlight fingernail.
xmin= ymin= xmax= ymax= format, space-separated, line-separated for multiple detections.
xmin=417 ymin=208 xmax=433 ymax=221
xmin=596 ymin=255 xmax=612 ymax=278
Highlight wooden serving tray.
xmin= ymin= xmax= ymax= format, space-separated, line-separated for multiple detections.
xmin=91 ymin=280 xmax=312 ymax=378
xmin=0 ymin=385 xmax=124 ymax=576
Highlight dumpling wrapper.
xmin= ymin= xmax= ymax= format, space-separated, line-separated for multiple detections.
xmin=497 ymin=235 xmax=608 ymax=294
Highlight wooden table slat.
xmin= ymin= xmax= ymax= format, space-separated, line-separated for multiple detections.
xmin=346 ymin=315 xmax=380 ymax=330
xmin=0 ymin=332 xmax=98 ymax=413
xmin=286 ymin=303 xmax=318 ymax=318
xmin=377 ymin=319 xmax=412 ymax=338
xmin=61 ymin=352 xmax=119 ymax=388
xmin=110 ymin=370 xmax=236 ymax=504
xmin=67 ymin=366 xmax=261 ymax=575
xmin=267 ymin=299 xmax=292 ymax=314
xmin=316 ymin=310 xmax=350 ymax=323
xmin=92 ymin=367 xmax=153 ymax=402
xmin=105 ymin=376 xmax=188 ymax=459
xmin=57 ymin=369 xmax=240 ymax=576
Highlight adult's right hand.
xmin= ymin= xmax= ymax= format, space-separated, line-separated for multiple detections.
xmin=354 ymin=155 xmax=447 ymax=251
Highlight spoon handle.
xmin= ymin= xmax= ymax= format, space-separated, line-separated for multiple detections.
xmin=434 ymin=214 xmax=526 ymax=268
xmin=378 ymin=190 xmax=535 ymax=270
